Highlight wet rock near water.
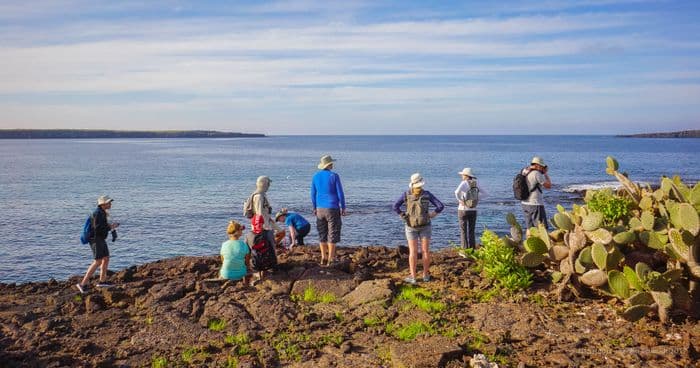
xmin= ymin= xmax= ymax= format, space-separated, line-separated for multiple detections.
xmin=0 ymin=245 xmax=698 ymax=367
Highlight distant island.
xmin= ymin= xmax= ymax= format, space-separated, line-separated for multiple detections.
xmin=617 ymin=129 xmax=700 ymax=138
xmin=0 ymin=129 xmax=265 ymax=139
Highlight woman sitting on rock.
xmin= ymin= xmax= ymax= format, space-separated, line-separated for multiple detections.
xmin=220 ymin=220 xmax=252 ymax=284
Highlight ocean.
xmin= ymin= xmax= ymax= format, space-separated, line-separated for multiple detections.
xmin=1 ymin=135 xmax=698 ymax=283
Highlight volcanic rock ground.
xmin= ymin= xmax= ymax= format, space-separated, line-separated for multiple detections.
xmin=1 ymin=245 xmax=698 ymax=367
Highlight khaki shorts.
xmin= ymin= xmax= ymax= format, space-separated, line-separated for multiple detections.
xmin=405 ymin=224 xmax=432 ymax=241
xmin=316 ymin=208 xmax=342 ymax=243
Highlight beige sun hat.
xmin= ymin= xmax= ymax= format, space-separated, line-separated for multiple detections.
xmin=317 ymin=155 xmax=336 ymax=169
xmin=458 ymin=168 xmax=477 ymax=178
xmin=410 ymin=173 xmax=425 ymax=188
xmin=531 ymin=156 xmax=546 ymax=166
xmin=97 ymin=195 xmax=113 ymax=205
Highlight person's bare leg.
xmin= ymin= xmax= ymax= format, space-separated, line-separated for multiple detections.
xmin=99 ymin=257 xmax=110 ymax=282
xmin=407 ymin=238 xmax=418 ymax=279
xmin=319 ymin=242 xmax=328 ymax=264
xmin=80 ymin=260 xmax=100 ymax=286
xmin=421 ymin=238 xmax=431 ymax=278
xmin=327 ymin=243 xmax=336 ymax=265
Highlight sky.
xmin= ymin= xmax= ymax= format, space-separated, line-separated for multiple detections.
xmin=1 ymin=0 xmax=699 ymax=135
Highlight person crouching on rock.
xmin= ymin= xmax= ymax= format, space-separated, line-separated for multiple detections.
xmin=393 ymin=173 xmax=444 ymax=285
xmin=220 ymin=220 xmax=252 ymax=285
xmin=275 ymin=208 xmax=311 ymax=251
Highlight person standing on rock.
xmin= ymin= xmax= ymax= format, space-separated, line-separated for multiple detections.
xmin=76 ymin=195 xmax=120 ymax=294
xmin=220 ymin=220 xmax=252 ymax=284
xmin=311 ymin=155 xmax=347 ymax=266
xmin=520 ymin=156 xmax=552 ymax=231
xmin=454 ymin=168 xmax=484 ymax=249
xmin=393 ymin=173 xmax=444 ymax=284
xmin=249 ymin=175 xmax=284 ymax=253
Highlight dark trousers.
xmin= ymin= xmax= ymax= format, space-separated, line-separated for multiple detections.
xmin=522 ymin=204 xmax=549 ymax=230
xmin=458 ymin=210 xmax=477 ymax=249
xmin=295 ymin=224 xmax=311 ymax=245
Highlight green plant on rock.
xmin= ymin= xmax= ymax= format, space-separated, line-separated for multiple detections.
xmin=513 ymin=156 xmax=700 ymax=323
xmin=386 ymin=321 xmax=433 ymax=341
xmin=225 ymin=333 xmax=251 ymax=356
xmin=467 ymin=229 xmax=533 ymax=292
xmin=293 ymin=284 xmax=337 ymax=304
xmin=395 ymin=285 xmax=446 ymax=313
xmin=151 ymin=356 xmax=168 ymax=368
xmin=207 ymin=318 xmax=227 ymax=332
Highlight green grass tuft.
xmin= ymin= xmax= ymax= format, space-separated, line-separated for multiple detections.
xmin=396 ymin=285 xmax=446 ymax=313
xmin=387 ymin=322 xmax=433 ymax=341
xmin=151 ymin=356 xmax=168 ymax=368
xmin=207 ymin=318 xmax=227 ymax=332
xmin=294 ymin=285 xmax=337 ymax=304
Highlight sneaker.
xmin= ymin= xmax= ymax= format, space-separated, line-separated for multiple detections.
xmin=95 ymin=283 xmax=113 ymax=288
xmin=422 ymin=275 xmax=431 ymax=282
xmin=403 ymin=277 xmax=416 ymax=285
xmin=75 ymin=283 xmax=87 ymax=294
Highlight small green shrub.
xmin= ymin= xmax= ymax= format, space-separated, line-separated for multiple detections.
xmin=363 ymin=316 xmax=381 ymax=327
xmin=225 ymin=333 xmax=251 ymax=355
xmin=585 ymin=189 xmax=634 ymax=226
xmin=208 ymin=318 xmax=227 ymax=332
xmin=468 ymin=230 xmax=532 ymax=292
xmin=387 ymin=322 xmax=433 ymax=341
xmin=294 ymin=285 xmax=336 ymax=304
xmin=396 ymin=285 xmax=446 ymax=313
xmin=225 ymin=355 xmax=239 ymax=368
xmin=151 ymin=356 xmax=168 ymax=368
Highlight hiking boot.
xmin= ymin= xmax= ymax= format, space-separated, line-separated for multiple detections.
xmin=422 ymin=275 xmax=431 ymax=282
xmin=403 ymin=277 xmax=416 ymax=285
xmin=75 ymin=283 xmax=87 ymax=294
xmin=96 ymin=283 xmax=113 ymax=288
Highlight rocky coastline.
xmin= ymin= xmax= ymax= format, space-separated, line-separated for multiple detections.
xmin=1 ymin=245 xmax=698 ymax=367
xmin=617 ymin=130 xmax=700 ymax=138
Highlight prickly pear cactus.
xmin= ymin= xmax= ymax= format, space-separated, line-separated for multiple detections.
xmin=508 ymin=156 xmax=700 ymax=323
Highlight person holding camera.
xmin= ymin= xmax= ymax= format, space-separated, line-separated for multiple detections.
xmin=521 ymin=156 xmax=552 ymax=231
xmin=76 ymin=195 xmax=119 ymax=293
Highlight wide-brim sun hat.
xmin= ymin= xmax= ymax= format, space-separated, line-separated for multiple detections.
xmin=410 ymin=173 xmax=425 ymax=188
xmin=97 ymin=195 xmax=114 ymax=205
xmin=275 ymin=208 xmax=288 ymax=221
xmin=317 ymin=155 xmax=336 ymax=169
xmin=531 ymin=156 xmax=546 ymax=166
xmin=458 ymin=168 xmax=477 ymax=178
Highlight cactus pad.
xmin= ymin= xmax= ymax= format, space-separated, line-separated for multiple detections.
xmin=521 ymin=252 xmax=546 ymax=268
xmin=608 ymin=270 xmax=630 ymax=299
xmin=580 ymin=269 xmax=608 ymax=287
xmin=553 ymin=212 xmax=573 ymax=231
xmin=524 ymin=237 xmax=548 ymax=254
xmin=622 ymin=305 xmax=651 ymax=322
xmin=587 ymin=228 xmax=613 ymax=245
xmin=591 ymin=243 xmax=608 ymax=270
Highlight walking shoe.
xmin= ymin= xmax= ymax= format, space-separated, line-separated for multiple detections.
xmin=403 ymin=277 xmax=416 ymax=285
xmin=75 ymin=283 xmax=87 ymax=294
xmin=422 ymin=275 xmax=431 ymax=282
xmin=96 ymin=283 xmax=113 ymax=288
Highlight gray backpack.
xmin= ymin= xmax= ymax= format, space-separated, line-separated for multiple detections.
xmin=405 ymin=191 xmax=431 ymax=227
xmin=243 ymin=192 xmax=269 ymax=218
xmin=462 ymin=180 xmax=479 ymax=208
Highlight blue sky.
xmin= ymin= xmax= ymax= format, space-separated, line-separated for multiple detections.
xmin=1 ymin=0 xmax=699 ymax=134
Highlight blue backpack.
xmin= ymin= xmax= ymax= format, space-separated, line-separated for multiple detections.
xmin=80 ymin=214 xmax=94 ymax=245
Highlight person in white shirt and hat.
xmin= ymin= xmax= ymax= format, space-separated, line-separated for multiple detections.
xmin=521 ymin=156 xmax=552 ymax=230
xmin=454 ymin=168 xmax=485 ymax=249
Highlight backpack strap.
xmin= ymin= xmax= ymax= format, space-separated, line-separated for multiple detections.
xmin=524 ymin=168 xmax=542 ymax=193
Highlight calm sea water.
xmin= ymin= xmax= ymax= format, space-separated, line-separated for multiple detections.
xmin=1 ymin=135 xmax=699 ymax=283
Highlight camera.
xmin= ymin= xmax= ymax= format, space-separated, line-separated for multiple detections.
xmin=111 ymin=230 xmax=118 ymax=242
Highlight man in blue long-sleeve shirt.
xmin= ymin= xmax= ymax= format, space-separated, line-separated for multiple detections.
xmin=311 ymin=155 xmax=346 ymax=266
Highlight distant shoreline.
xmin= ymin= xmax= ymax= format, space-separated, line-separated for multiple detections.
xmin=617 ymin=130 xmax=700 ymax=138
xmin=0 ymin=129 xmax=265 ymax=139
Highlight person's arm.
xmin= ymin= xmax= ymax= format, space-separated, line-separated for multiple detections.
xmin=253 ymin=193 xmax=263 ymax=216
xmin=428 ymin=191 xmax=445 ymax=216
xmin=455 ymin=181 xmax=467 ymax=206
xmin=310 ymin=176 xmax=318 ymax=214
xmin=334 ymin=173 xmax=347 ymax=214
xmin=94 ymin=209 xmax=110 ymax=239
xmin=288 ymin=225 xmax=297 ymax=245
xmin=393 ymin=192 xmax=406 ymax=215
xmin=542 ymin=168 xmax=552 ymax=189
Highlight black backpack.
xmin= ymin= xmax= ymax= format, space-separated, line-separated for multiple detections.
xmin=247 ymin=232 xmax=277 ymax=272
xmin=513 ymin=168 xmax=540 ymax=200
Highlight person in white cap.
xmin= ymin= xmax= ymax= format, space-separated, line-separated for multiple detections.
xmin=521 ymin=156 xmax=552 ymax=230
xmin=454 ymin=168 xmax=484 ymax=249
xmin=76 ymin=195 xmax=120 ymax=293
xmin=393 ymin=173 xmax=444 ymax=284
xmin=311 ymin=155 xmax=347 ymax=266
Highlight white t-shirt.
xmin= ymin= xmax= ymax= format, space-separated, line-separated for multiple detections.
xmin=520 ymin=169 xmax=546 ymax=206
